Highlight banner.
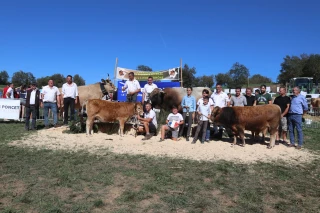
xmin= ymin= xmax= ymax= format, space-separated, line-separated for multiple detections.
xmin=117 ymin=81 xmax=180 ymax=102
xmin=0 ymin=98 xmax=21 ymax=120
xmin=116 ymin=67 xmax=180 ymax=81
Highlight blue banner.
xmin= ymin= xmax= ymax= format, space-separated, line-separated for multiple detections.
xmin=117 ymin=80 xmax=180 ymax=102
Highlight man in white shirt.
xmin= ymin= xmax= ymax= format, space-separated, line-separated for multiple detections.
xmin=211 ymin=84 xmax=230 ymax=108
xmin=62 ymin=75 xmax=79 ymax=125
xmin=41 ymin=79 xmax=61 ymax=128
xmin=6 ymin=83 xmax=14 ymax=99
xmin=122 ymin=72 xmax=141 ymax=102
xmin=137 ymin=103 xmax=158 ymax=140
xmin=211 ymin=83 xmax=230 ymax=139
xmin=142 ymin=76 xmax=158 ymax=111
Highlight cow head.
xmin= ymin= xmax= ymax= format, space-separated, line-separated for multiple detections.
xmin=211 ymin=106 xmax=222 ymax=122
xmin=311 ymin=98 xmax=320 ymax=108
xmin=149 ymin=88 xmax=166 ymax=109
xmin=135 ymin=102 xmax=144 ymax=116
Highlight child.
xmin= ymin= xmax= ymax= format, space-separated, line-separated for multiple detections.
xmin=158 ymin=106 xmax=184 ymax=142
xmin=192 ymin=96 xmax=211 ymax=144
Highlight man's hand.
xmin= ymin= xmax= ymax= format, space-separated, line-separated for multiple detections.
xmin=57 ymin=103 xmax=60 ymax=108
xmin=75 ymin=98 xmax=78 ymax=105
xmin=40 ymin=103 xmax=44 ymax=108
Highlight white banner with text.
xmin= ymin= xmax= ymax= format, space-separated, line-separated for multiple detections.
xmin=0 ymin=98 xmax=21 ymax=120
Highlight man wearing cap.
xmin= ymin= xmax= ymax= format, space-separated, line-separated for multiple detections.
xmin=41 ymin=79 xmax=61 ymax=128
xmin=25 ymin=82 xmax=41 ymax=130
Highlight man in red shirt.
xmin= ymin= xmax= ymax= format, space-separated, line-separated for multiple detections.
xmin=2 ymin=83 xmax=10 ymax=98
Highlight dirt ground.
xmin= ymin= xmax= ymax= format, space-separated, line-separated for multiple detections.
xmin=10 ymin=127 xmax=318 ymax=164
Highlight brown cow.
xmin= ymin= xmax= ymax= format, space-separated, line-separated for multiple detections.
xmin=58 ymin=81 xmax=116 ymax=118
xmin=149 ymin=87 xmax=212 ymax=112
xmin=311 ymin=98 xmax=320 ymax=114
xmin=86 ymin=99 xmax=143 ymax=136
xmin=211 ymin=105 xmax=281 ymax=148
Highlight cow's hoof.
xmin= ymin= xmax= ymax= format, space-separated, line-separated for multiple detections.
xmin=267 ymin=146 xmax=273 ymax=149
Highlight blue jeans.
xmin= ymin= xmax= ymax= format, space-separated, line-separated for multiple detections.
xmin=288 ymin=114 xmax=303 ymax=146
xmin=44 ymin=102 xmax=58 ymax=126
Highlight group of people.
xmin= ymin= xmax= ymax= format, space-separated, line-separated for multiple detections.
xmin=1 ymin=75 xmax=79 ymax=130
xmin=123 ymin=72 xmax=308 ymax=149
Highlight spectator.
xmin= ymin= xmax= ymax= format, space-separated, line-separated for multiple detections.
xmin=254 ymin=85 xmax=272 ymax=105
xmin=273 ymin=87 xmax=291 ymax=145
xmin=179 ymin=87 xmax=196 ymax=141
xmin=245 ymin=88 xmax=255 ymax=106
xmin=211 ymin=83 xmax=230 ymax=139
xmin=158 ymin=106 xmax=184 ymax=142
xmin=137 ymin=103 xmax=157 ymax=140
xmin=230 ymin=87 xmax=247 ymax=106
xmin=2 ymin=83 xmax=10 ymax=98
xmin=25 ymin=82 xmax=41 ymax=130
xmin=142 ymin=76 xmax=158 ymax=110
xmin=197 ymin=89 xmax=214 ymax=142
xmin=41 ymin=79 xmax=61 ymax=128
xmin=62 ymin=75 xmax=78 ymax=125
xmin=6 ymin=83 xmax=14 ymax=99
xmin=122 ymin=72 xmax=141 ymax=102
xmin=287 ymin=87 xmax=308 ymax=149
xmin=192 ymin=96 xmax=211 ymax=144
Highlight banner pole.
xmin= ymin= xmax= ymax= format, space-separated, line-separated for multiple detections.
xmin=180 ymin=58 xmax=183 ymax=87
xmin=113 ymin=57 xmax=118 ymax=85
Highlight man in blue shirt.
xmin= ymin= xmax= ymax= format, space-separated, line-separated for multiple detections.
xmin=287 ymin=87 xmax=308 ymax=149
xmin=179 ymin=87 xmax=196 ymax=141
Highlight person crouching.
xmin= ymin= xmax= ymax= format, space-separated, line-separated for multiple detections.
xmin=158 ymin=106 xmax=184 ymax=142
xmin=137 ymin=103 xmax=158 ymax=140
xmin=192 ymin=96 xmax=211 ymax=144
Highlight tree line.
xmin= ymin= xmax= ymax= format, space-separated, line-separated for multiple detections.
xmin=0 ymin=70 xmax=85 ymax=88
xmin=2 ymin=54 xmax=318 ymax=89
xmin=277 ymin=54 xmax=320 ymax=85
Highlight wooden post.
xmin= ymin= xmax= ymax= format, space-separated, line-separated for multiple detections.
xmin=113 ymin=57 xmax=118 ymax=85
xmin=180 ymin=58 xmax=183 ymax=87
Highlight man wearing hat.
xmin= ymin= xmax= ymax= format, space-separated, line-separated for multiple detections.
xmin=25 ymin=82 xmax=41 ymax=130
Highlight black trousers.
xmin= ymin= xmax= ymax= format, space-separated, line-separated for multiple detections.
xmin=64 ymin=97 xmax=75 ymax=124
xmin=179 ymin=112 xmax=193 ymax=137
xmin=25 ymin=105 xmax=38 ymax=130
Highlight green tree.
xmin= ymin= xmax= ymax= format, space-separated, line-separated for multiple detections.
xmin=195 ymin=75 xmax=214 ymax=88
xmin=303 ymin=54 xmax=320 ymax=82
xmin=249 ymin=74 xmax=272 ymax=84
xmin=0 ymin=70 xmax=9 ymax=85
xmin=37 ymin=76 xmax=51 ymax=88
xmin=73 ymin=74 xmax=85 ymax=86
xmin=11 ymin=70 xmax=36 ymax=87
xmin=227 ymin=62 xmax=250 ymax=88
xmin=136 ymin=65 xmax=153 ymax=71
xmin=277 ymin=55 xmax=308 ymax=84
xmin=181 ymin=64 xmax=196 ymax=87
xmin=51 ymin=74 xmax=65 ymax=88
xmin=215 ymin=73 xmax=232 ymax=86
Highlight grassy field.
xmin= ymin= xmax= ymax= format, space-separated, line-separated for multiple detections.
xmin=0 ymin=122 xmax=319 ymax=213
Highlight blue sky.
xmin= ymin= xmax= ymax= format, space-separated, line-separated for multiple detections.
xmin=1 ymin=0 xmax=319 ymax=85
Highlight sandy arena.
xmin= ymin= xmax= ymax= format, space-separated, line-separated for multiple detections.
xmin=10 ymin=127 xmax=318 ymax=164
